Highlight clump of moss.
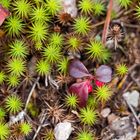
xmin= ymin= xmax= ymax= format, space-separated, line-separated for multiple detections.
xmin=86 ymin=40 xmax=111 ymax=63
xmin=0 ymin=0 xmax=11 ymax=9
xmin=28 ymin=22 xmax=48 ymax=42
xmin=80 ymin=107 xmax=98 ymax=126
xmin=43 ymin=45 xmax=62 ymax=63
xmin=30 ymin=6 xmax=50 ymax=23
xmin=116 ymin=63 xmax=128 ymax=77
xmin=5 ymin=16 xmax=25 ymax=37
xmin=8 ymin=40 xmax=28 ymax=59
xmin=7 ymin=58 xmax=26 ymax=76
xmin=0 ymin=122 xmax=9 ymax=140
xmin=76 ymin=129 xmax=95 ymax=140
xmin=65 ymin=93 xmax=79 ymax=109
xmin=7 ymin=75 xmax=20 ymax=87
xmin=36 ymin=59 xmax=51 ymax=76
xmin=57 ymin=57 xmax=69 ymax=75
xmin=95 ymin=85 xmax=112 ymax=103
xmin=66 ymin=34 xmax=83 ymax=53
xmin=5 ymin=95 xmax=23 ymax=114
xmin=45 ymin=0 xmax=61 ymax=16
xmin=12 ymin=0 xmax=32 ymax=18
xmin=73 ymin=16 xmax=91 ymax=35
xmin=92 ymin=1 xmax=105 ymax=16
xmin=78 ymin=0 xmax=93 ymax=14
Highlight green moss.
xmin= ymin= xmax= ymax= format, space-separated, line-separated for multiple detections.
xmin=7 ymin=75 xmax=20 ymax=87
xmin=5 ymin=16 xmax=24 ymax=37
xmin=116 ymin=63 xmax=128 ymax=76
xmin=57 ymin=57 xmax=69 ymax=75
xmin=76 ymin=129 xmax=95 ymax=140
xmin=66 ymin=34 xmax=83 ymax=53
xmin=78 ymin=0 xmax=93 ymax=14
xmin=28 ymin=22 xmax=48 ymax=42
xmin=73 ymin=16 xmax=91 ymax=35
xmin=7 ymin=58 xmax=26 ymax=76
xmin=13 ymin=0 xmax=32 ymax=18
xmin=118 ymin=0 xmax=131 ymax=8
xmin=36 ymin=59 xmax=51 ymax=76
xmin=43 ymin=45 xmax=62 ymax=63
xmin=0 ymin=122 xmax=9 ymax=140
xmin=80 ymin=107 xmax=98 ymax=126
xmin=30 ymin=6 xmax=50 ymax=23
xmin=95 ymin=85 xmax=112 ymax=103
xmin=0 ymin=108 xmax=6 ymax=120
xmin=0 ymin=0 xmax=11 ymax=9
xmin=86 ymin=40 xmax=111 ymax=63
xmin=135 ymin=4 xmax=140 ymax=19
xmin=5 ymin=95 xmax=23 ymax=114
xmin=49 ymin=33 xmax=64 ymax=47
xmin=20 ymin=122 xmax=32 ymax=136
xmin=8 ymin=40 xmax=28 ymax=59
xmin=45 ymin=0 xmax=61 ymax=16
xmin=93 ymin=1 xmax=105 ymax=16
xmin=65 ymin=93 xmax=78 ymax=109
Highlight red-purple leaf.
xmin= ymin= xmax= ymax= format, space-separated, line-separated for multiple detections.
xmin=95 ymin=65 xmax=112 ymax=83
xmin=69 ymin=59 xmax=92 ymax=78
xmin=0 ymin=5 xmax=10 ymax=26
xmin=69 ymin=80 xmax=92 ymax=107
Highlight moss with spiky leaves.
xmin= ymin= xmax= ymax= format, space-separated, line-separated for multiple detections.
xmin=49 ymin=33 xmax=64 ymax=47
xmin=0 ymin=122 xmax=9 ymax=140
xmin=0 ymin=0 xmax=11 ymax=8
xmin=65 ymin=93 xmax=78 ymax=109
xmin=86 ymin=40 xmax=111 ymax=63
xmin=36 ymin=59 xmax=51 ymax=76
xmin=0 ymin=71 xmax=6 ymax=85
xmin=7 ymin=58 xmax=26 ymax=76
xmin=34 ymin=40 xmax=43 ymax=50
xmin=43 ymin=129 xmax=55 ymax=140
xmin=5 ymin=16 xmax=24 ymax=37
xmin=73 ymin=16 xmax=91 ymax=35
xmin=118 ymin=0 xmax=131 ymax=8
xmin=7 ymin=75 xmax=20 ymax=87
xmin=5 ymin=95 xmax=23 ymax=114
xmin=95 ymin=85 xmax=112 ymax=103
xmin=76 ymin=129 xmax=95 ymax=140
xmin=0 ymin=108 xmax=6 ymax=120
xmin=93 ymin=1 xmax=105 ymax=16
xmin=80 ymin=107 xmax=97 ymax=126
xmin=20 ymin=122 xmax=32 ymax=136
xmin=28 ymin=22 xmax=48 ymax=42
xmin=66 ymin=34 xmax=83 ymax=53
xmin=30 ymin=6 xmax=50 ymax=23
xmin=87 ymin=95 xmax=98 ymax=109
xmin=135 ymin=3 xmax=140 ymax=19
xmin=116 ymin=63 xmax=128 ymax=76
xmin=43 ymin=45 xmax=62 ymax=63
xmin=78 ymin=0 xmax=93 ymax=14
xmin=13 ymin=0 xmax=32 ymax=18
xmin=45 ymin=0 xmax=61 ymax=16
xmin=9 ymin=40 xmax=28 ymax=59
xmin=58 ymin=57 xmax=69 ymax=75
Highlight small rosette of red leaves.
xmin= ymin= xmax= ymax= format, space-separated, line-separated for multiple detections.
xmin=0 ymin=4 xmax=10 ymax=26
xmin=68 ymin=59 xmax=112 ymax=107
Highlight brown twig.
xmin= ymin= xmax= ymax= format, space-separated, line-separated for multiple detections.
xmin=102 ymin=0 xmax=113 ymax=45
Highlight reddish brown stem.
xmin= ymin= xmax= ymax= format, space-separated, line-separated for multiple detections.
xmin=102 ymin=0 xmax=113 ymax=45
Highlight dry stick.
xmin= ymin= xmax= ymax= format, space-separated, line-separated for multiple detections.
xmin=32 ymin=110 xmax=47 ymax=140
xmin=24 ymin=76 xmax=40 ymax=112
xmin=102 ymin=0 xmax=113 ymax=45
